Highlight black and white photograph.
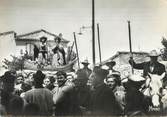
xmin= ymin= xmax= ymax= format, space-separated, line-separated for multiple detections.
xmin=0 ymin=0 xmax=167 ymax=116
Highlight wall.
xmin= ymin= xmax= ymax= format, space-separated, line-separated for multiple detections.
xmin=0 ymin=32 xmax=16 ymax=74
xmin=113 ymin=52 xmax=150 ymax=78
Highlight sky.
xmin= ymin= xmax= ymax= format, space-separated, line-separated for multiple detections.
xmin=1 ymin=0 xmax=167 ymax=64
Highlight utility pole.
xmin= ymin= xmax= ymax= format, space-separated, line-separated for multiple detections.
xmin=128 ymin=21 xmax=134 ymax=74
xmin=97 ymin=23 xmax=102 ymax=64
xmin=92 ymin=0 xmax=95 ymax=67
xmin=73 ymin=32 xmax=80 ymax=69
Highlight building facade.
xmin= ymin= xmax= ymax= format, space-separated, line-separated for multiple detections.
xmin=0 ymin=29 xmax=69 ymax=66
xmin=15 ymin=29 xmax=69 ymax=56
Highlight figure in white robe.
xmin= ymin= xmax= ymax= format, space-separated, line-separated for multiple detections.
xmin=52 ymin=47 xmax=64 ymax=67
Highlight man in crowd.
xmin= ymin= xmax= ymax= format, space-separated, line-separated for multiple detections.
xmin=129 ymin=49 xmax=166 ymax=93
xmin=90 ymin=68 xmax=122 ymax=116
xmin=128 ymin=50 xmax=167 ymax=113
xmin=43 ymin=77 xmax=51 ymax=88
xmin=14 ymin=74 xmax=24 ymax=95
xmin=124 ymin=75 xmax=146 ymax=116
xmin=129 ymin=50 xmax=165 ymax=78
xmin=23 ymin=70 xmax=53 ymax=116
xmin=46 ymin=76 xmax=55 ymax=91
xmin=77 ymin=59 xmax=92 ymax=80
xmin=0 ymin=71 xmax=17 ymax=114
xmin=87 ymin=65 xmax=101 ymax=90
xmin=8 ymin=96 xmax=24 ymax=115
xmin=73 ymin=70 xmax=91 ymax=114
xmin=105 ymin=60 xmax=117 ymax=74
xmin=52 ymin=71 xmax=81 ymax=116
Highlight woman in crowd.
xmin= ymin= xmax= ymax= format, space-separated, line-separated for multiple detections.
xmin=104 ymin=71 xmax=125 ymax=114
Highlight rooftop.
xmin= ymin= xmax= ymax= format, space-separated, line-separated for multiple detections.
xmin=16 ymin=29 xmax=69 ymax=43
xmin=99 ymin=51 xmax=148 ymax=65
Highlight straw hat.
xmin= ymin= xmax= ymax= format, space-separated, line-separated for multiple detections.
xmin=104 ymin=71 xmax=121 ymax=84
xmin=81 ymin=59 xmax=90 ymax=65
xmin=105 ymin=60 xmax=116 ymax=66
xmin=149 ymin=50 xmax=159 ymax=57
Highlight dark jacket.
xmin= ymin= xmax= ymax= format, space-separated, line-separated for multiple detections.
xmin=77 ymin=68 xmax=92 ymax=79
xmin=125 ymin=86 xmax=145 ymax=115
xmin=75 ymin=86 xmax=91 ymax=109
xmin=129 ymin=60 xmax=165 ymax=77
xmin=54 ymin=86 xmax=81 ymax=116
xmin=90 ymin=84 xmax=123 ymax=116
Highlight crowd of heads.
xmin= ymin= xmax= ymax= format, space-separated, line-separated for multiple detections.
xmin=0 ymin=59 xmax=126 ymax=116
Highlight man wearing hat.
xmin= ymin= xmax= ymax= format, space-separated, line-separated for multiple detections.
xmin=105 ymin=60 xmax=118 ymax=74
xmin=77 ymin=59 xmax=92 ymax=80
xmin=129 ymin=50 xmax=165 ymax=78
xmin=24 ymin=70 xmax=53 ymax=116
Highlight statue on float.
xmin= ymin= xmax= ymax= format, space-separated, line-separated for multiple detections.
xmin=52 ymin=36 xmax=66 ymax=67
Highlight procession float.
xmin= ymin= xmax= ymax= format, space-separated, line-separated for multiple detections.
xmin=2 ymin=30 xmax=78 ymax=73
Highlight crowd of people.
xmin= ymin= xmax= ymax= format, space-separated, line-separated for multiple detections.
xmin=0 ymin=50 xmax=167 ymax=116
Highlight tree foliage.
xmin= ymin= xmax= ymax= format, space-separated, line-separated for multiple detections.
xmin=161 ymin=37 xmax=167 ymax=61
xmin=2 ymin=55 xmax=25 ymax=71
